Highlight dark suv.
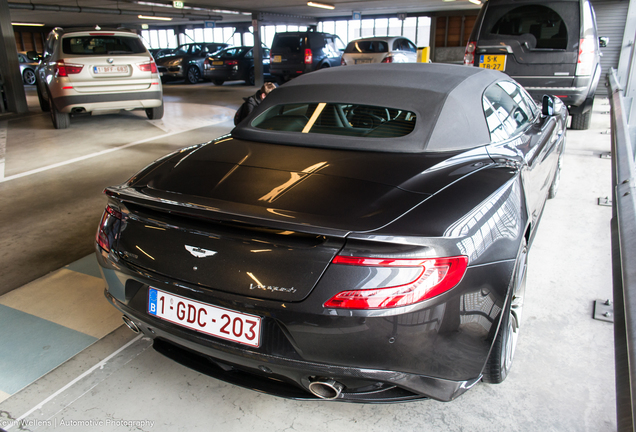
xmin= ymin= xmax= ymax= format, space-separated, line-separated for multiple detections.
xmin=156 ymin=43 xmax=228 ymax=84
xmin=464 ymin=0 xmax=605 ymax=129
xmin=269 ymin=31 xmax=345 ymax=82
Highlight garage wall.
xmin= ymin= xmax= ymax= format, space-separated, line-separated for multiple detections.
xmin=432 ymin=12 xmax=479 ymax=64
xmin=13 ymin=29 xmax=46 ymax=53
xmin=591 ymin=0 xmax=629 ymax=84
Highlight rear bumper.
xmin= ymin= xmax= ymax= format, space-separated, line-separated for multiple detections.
xmin=106 ymin=290 xmax=481 ymax=402
xmin=53 ymin=90 xmax=163 ymax=113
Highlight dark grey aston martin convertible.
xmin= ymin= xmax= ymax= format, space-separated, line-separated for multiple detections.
xmin=96 ymin=63 xmax=566 ymax=402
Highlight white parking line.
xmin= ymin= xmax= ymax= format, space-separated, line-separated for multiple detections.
xmin=0 ymin=128 xmax=187 ymax=184
xmin=4 ymin=334 xmax=145 ymax=431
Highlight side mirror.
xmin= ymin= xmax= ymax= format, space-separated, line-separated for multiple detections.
xmin=542 ymin=95 xmax=556 ymax=116
xmin=599 ymin=37 xmax=609 ymax=48
xmin=26 ymin=51 xmax=40 ymax=62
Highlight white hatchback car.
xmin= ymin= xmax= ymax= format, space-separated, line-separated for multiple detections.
xmin=341 ymin=37 xmax=418 ymax=65
xmin=33 ymin=27 xmax=163 ymax=129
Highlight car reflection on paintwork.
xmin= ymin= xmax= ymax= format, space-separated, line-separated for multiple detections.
xmin=156 ymin=43 xmax=228 ymax=84
xmin=203 ymin=46 xmax=272 ymax=86
xmin=18 ymin=51 xmax=39 ymax=85
xmin=96 ymin=63 xmax=567 ymax=403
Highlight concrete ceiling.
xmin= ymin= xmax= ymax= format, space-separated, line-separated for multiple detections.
xmin=8 ymin=0 xmax=480 ymax=28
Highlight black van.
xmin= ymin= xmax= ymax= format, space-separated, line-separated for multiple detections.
xmin=269 ymin=31 xmax=345 ymax=82
xmin=464 ymin=0 xmax=605 ymax=129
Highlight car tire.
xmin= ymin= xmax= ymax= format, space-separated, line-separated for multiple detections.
xmin=48 ymin=94 xmax=70 ymax=129
xmin=186 ymin=66 xmax=201 ymax=84
xmin=246 ymin=68 xmax=255 ymax=86
xmin=213 ymin=79 xmax=225 ymax=86
xmin=482 ymin=239 xmax=527 ymax=384
xmin=23 ymin=69 xmax=36 ymax=85
xmin=146 ymin=103 xmax=164 ymax=120
xmin=37 ymin=86 xmax=50 ymax=112
xmin=548 ymin=153 xmax=563 ymax=199
xmin=571 ymin=109 xmax=592 ymax=130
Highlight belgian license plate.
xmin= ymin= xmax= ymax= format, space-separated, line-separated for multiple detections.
xmin=355 ymin=59 xmax=372 ymax=64
xmin=148 ymin=288 xmax=262 ymax=347
xmin=213 ymin=61 xmax=224 ymax=65
xmin=273 ymin=55 xmax=282 ymax=63
xmin=94 ymin=65 xmax=129 ymax=74
xmin=479 ymin=55 xmax=506 ymax=71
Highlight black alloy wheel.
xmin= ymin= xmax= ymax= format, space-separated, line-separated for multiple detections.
xmin=186 ymin=66 xmax=201 ymax=84
xmin=482 ymin=239 xmax=527 ymax=384
xmin=23 ymin=69 xmax=36 ymax=85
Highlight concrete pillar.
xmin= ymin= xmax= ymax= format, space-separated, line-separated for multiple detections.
xmin=0 ymin=0 xmax=28 ymax=113
xmin=252 ymin=13 xmax=264 ymax=88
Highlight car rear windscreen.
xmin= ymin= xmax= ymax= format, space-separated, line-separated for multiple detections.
xmin=273 ymin=36 xmax=303 ymax=53
xmin=252 ymin=103 xmax=416 ymax=138
xmin=345 ymin=40 xmax=389 ymax=54
xmin=62 ymin=36 xmax=147 ymax=55
xmin=482 ymin=3 xmax=579 ymax=50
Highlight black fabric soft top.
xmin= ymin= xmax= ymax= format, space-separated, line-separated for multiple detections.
xmin=232 ymin=63 xmax=505 ymax=153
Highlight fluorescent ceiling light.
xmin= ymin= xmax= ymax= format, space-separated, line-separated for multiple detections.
xmin=138 ymin=15 xmax=173 ymax=20
xmin=307 ymin=2 xmax=335 ymax=10
xmin=468 ymin=0 xmax=481 ymax=4
xmin=12 ymin=22 xmax=45 ymax=26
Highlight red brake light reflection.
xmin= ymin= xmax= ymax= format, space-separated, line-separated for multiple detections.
xmin=96 ymin=205 xmax=122 ymax=252
xmin=324 ymin=255 xmax=468 ymax=309
xmin=304 ymin=48 xmax=313 ymax=64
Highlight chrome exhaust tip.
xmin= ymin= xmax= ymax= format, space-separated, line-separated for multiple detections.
xmin=122 ymin=315 xmax=140 ymax=334
xmin=308 ymin=379 xmax=344 ymax=400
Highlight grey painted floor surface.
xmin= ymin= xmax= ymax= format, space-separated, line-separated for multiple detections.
xmin=0 ymin=83 xmax=617 ymax=431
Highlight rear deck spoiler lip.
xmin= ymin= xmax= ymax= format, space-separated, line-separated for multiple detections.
xmin=104 ymin=185 xmax=353 ymax=238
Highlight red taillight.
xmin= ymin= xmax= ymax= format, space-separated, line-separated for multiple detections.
xmin=304 ymin=48 xmax=313 ymax=64
xmin=576 ymin=37 xmax=595 ymax=76
xmin=96 ymin=205 xmax=122 ymax=253
xmin=463 ymin=41 xmax=476 ymax=66
xmin=324 ymin=255 xmax=468 ymax=309
xmin=55 ymin=60 xmax=83 ymax=77
xmin=225 ymin=60 xmax=239 ymax=66
xmin=341 ymin=57 xmax=346 ymax=66
xmin=138 ymin=61 xmax=158 ymax=73
xmin=381 ymin=55 xmax=394 ymax=63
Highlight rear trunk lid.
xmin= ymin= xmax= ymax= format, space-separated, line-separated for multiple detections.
xmin=63 ymin=54 xmax=154 ymax=92
xmin=109 ymin=138 xmax=489 ymax=302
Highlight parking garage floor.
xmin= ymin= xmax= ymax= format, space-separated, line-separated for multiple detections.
xmin=0 ymin=83 xmax=617 ymax=431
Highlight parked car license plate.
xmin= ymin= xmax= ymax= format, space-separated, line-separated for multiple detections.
xmin=479 ymin=55 xmax=506 ymax=71
xmin=355 ymin=59 xmax=372 ymax=64
xmin=213 ymin=61 xmax=224 ymax=65
xmin=94 ymin=65 xmax=129 ymax=74
xmin=273 ymin=55 xmax=282 ymax=63
xmin=148 ymin=288 xmax=262 ymax=347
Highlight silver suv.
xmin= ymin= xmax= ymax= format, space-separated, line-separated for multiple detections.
xmin=33 ymin=27 xmax=163 ymax=129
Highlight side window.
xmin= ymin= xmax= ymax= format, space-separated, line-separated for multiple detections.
xmin=43 ymin=34 xmax=56 ymax=58
xmin=392 ymin=40 xmax=401 ymax=51
xmin=244 ymin=49 xmax=253 ymax=59
xmin=335 ymin=36 xmax=345 ymax=51
xmin=405 ymin=40 xmax=417 ymax=52
xmin=483 ymin=82 xmax=532 ymax=142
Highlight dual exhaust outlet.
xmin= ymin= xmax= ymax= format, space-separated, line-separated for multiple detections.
xmin=123 ymin=315 xmax=345 ymax=400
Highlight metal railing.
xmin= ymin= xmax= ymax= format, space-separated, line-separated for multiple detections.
xmin=608 ymin=67 xmax=636 ymax=432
